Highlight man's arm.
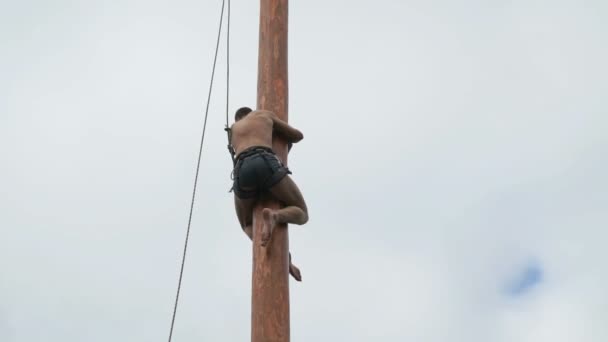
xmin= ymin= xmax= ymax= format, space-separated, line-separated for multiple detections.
xmin=263 ymin=111 xmax=304 ymax=143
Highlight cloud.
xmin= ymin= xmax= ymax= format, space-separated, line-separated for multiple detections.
xmin=505 ymin=261 xmax=543 ymax=296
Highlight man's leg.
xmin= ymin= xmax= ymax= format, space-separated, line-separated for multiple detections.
xmin=235 ymin=194 xmax=302 ymax=281
xmin=261 ymin=175 xmax=308 ymax=247
xmin=234 ymin=195 xmax=255 ymax=238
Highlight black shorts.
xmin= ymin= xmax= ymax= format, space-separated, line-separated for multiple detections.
xmin=232 ymin=146 xmax=291 ymax=199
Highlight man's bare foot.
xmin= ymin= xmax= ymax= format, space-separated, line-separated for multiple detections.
xmin=289 ymin=262 xmax=302 ymax=282
xmin=261 ymin=208 xmax=277 ymax=247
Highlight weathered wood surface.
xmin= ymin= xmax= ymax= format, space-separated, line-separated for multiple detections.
xmin=251 ymin=0 xmax=290 ymax=341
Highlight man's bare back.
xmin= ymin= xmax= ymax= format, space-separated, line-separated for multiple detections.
xmin=231 ymin=110 xmax=275 ymax=156
xmin=230 ymin=107 xmax=307 ymax=281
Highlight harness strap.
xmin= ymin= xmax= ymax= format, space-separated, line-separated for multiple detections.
xmin=224 ymin=126 xmax=236 ymax=166
xmin=225 ymin=126 xmax=236 ymax=193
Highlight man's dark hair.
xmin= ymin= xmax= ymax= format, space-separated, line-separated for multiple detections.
xmin=235 ymin=107 xmax=253 ymax=121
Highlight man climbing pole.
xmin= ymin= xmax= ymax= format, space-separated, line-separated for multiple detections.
xmin=228 ymin=106 xmax=308 ymax=281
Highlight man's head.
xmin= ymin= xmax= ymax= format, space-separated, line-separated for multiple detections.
xmin=235 ymin=107 xmax=253 ymax=121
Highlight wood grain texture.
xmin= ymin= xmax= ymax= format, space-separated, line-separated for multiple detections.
xmin=252 ymin=0 xmax=290 ymax=341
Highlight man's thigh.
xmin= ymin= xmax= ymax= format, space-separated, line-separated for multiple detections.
xmin=268 ymin=176 xmax=307 ymax=211
xmin=234 ymin=196 xmax=256 ymax=227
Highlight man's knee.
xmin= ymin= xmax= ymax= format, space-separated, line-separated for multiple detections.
xmin=302 ymin=211 xmax=309 ymax=224
xmin=300 ymin=202 xmax=308 ymax=216
xmin=299 ymin=207 xmax=309 ymax=224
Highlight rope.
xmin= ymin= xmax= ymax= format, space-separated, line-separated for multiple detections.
xmin=225 ymin=0 xmax=236 ymax=164
xmin=167 ymin=1 xmax=229 ymax=341
xmin=226 ymin=0 xmax=231 ymax=128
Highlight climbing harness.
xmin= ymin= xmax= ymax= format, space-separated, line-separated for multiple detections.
xmin=232 ymin=146 xmax=291 ymax=199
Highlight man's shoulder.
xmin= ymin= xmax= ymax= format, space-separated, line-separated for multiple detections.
xmin=233 ymin=111 xmax=273 ymax=129
xmin=250 ymin=110 xmax=276 ymax=118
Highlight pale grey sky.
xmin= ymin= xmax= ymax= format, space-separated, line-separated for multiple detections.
xmin=1 ymin=0 xmax=607 ymax=341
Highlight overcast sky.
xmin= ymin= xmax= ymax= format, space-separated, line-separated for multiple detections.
xmin=1 ymin=0 xmax=607 ymax=341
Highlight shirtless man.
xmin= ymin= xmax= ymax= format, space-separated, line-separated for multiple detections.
xmin=230 ymin=107 xmax=309 ymax=281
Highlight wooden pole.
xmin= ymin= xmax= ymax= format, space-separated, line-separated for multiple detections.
xmin=252 ymin=0 xmax=290 ymax=341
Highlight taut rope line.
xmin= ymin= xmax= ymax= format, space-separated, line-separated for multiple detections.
xmin=167 ymin=0 xmax=231 ymax=340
